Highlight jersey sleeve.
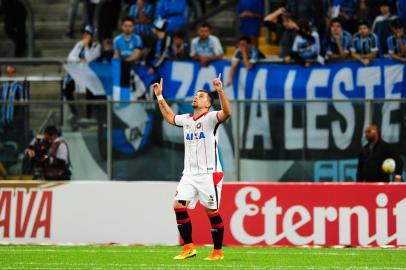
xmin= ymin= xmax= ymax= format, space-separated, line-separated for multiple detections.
xmin=207 ymin=111 xmax=221 ymax=127
xmin=174 ymin=114 xmax=188 ymax=127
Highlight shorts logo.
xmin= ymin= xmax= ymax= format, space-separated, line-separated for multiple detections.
xmin=207 ymin=195 xmax=215 ymax=206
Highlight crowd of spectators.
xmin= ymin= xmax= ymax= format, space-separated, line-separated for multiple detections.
xmin=63 ymin=0 xmax=405 ymax=78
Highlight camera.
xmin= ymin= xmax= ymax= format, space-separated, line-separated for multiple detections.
xmin=26 ymin=136 xmax=50 ymax=179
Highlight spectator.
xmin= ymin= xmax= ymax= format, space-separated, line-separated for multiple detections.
xmin=286 ymin=0 xmax=328 ymax=39
xmin=97 ymin=0 xmax=122 ymax=42
xmin=85 ymin=0 xmax=99 ymax=27
xmin=156 ymin=0 xmax=188 ymax=33
xmin=26 ymin=126 xmax=72 ymax=181
xmin=65 ymin=0 xmax=85 ymax=38
xmin=0 ymin=0 xmax=27 ymax=57
xmin=263 ymin=8 xmax=298 ymax=63
xmin=372 ymin=1 xmax=398 ymax=54
xmin=357 ymin=124 xmax=403 ymax=182
xmin=169 ymin=31 xmax=190 ymax=60
xmin=387 ymin=18 xmax=406 ymax=62
xmin=0 ymin=65 xmax=26 ymax=126
xmin=129 ymin=0 xmax=155 ymax=48
xmin=237 ymin=0 xmax=264 ymax=46
xmin=290 ymin=19 xmax=320 ymax=67
xmin=64 ymin=25 xmax=101 ymax=122
xmin=190 ymin=22 xmax=224 ymax=67
xmin=351 ymin=20 xmax=379 ymax=65
xmin=336 ymin=0 xmax=360 ymax=34
xmin=97 ymin=39 xmax=114 ymax=63
xmin=113 ymin=16 xmax=143 ymax=62
xmin=226 ymin=36 xmax=263 ymax=86
xmin=324 ymin=18 xmax=352 ymax=60
xmin=398 ymin=0 xmax=406 ymax=28
xmin=145 ymin=19 xmax=172 ymax=74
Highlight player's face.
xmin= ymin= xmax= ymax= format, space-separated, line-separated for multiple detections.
xmin=192 ymin=92 xmax=210 ymax=109
xmin=122 ymin=21 xmax=134 ymax=35
xmin=331 ymin=22 xmax=342 ymax=36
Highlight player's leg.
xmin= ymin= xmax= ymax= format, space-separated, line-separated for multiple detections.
xmin=196 ymin=173 xmax=224 ymax=260
xmin=173 ymin=176 xmax=197 ymax=259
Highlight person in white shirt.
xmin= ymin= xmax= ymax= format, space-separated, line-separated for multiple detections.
xmin=152 ymin=74 xmax=231 ymax=260
xmin=64 ymin=25 xmax=101 ymax=123
xmin=190 ymin=22 xmax=224 ymax=67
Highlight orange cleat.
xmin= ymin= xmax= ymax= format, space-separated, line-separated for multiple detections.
xmin=204 ymin=249 xmax=224 ymax=260
xmin=173 ymin=243 xmax=197 ymax=260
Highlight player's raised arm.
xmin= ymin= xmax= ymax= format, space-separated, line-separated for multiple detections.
xmin=153 ymin=78 xmax=176 ymax=125
xmin=213 ymin=73 xmax=232 ymax=122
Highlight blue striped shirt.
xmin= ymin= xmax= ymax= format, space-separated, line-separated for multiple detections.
xmin=325 ymin=31 xmax=352 ymax=56
xmin=387 ymin=35 xmax=406 ymax=56
xmin=351 ymin=32 xmax=379 ymax=55
xmin=129 ymin=3 xmax=155 ymax=37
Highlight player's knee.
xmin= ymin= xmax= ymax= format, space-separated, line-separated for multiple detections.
xmin=173 ymin=200 xmax=187 ymax=209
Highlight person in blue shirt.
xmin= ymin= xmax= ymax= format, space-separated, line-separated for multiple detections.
xmin=129 ymin=0 xmax=155 ymax=48
xmin=113 ymin=16 xmax=143 ymax=63
xmin=387 ymin=18 xmax=406 ymax=62
xmin=156 ymin=0 xmax=187 ymax=33
xmin=351 ymin=20 xmax=379 ymax=65
xmin=226 ymin=36 xmax=263 ymax=86
xmin=290 ymin=19 xmax=321 ymax=67
xmin=237 ymin=0 xmax=264 ymax=47
xmin=324 ymin=18 xmax=352 ymax=60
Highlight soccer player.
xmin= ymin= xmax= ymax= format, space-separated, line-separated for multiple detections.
xmin=152 ymin=75 xmax=231 ymax=260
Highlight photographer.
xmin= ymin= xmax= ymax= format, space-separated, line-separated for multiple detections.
xmin=26 ymin=126 xmax=71 ymax=180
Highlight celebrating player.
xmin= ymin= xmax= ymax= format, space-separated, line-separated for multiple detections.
xmin=152 ymin=74 xmax=232 ymax=260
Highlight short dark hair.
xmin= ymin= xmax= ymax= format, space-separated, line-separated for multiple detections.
xmin=172 ymin=31 xmax=185 ymax=39
xmin=197 ymin=90 xmax=213 ymax=106
xmin=121 ymin=16 xmax=134 ymax=25
xmin=358 ymin=20 xmax=370 ymax=28
xmin=44 ymin=126 xmax=59 ymax=136
xmin=199 ymin=22 xmax=211 ymax=29
xmin=330 ymin=17 xmax=343 ymax=27
xmin=297 ymin=18 xmax=310 ymax=33
xmin=391 ymin=18 xmax=404 ymax=29
xmin=239 ymin=36 xmax=251 ymax=44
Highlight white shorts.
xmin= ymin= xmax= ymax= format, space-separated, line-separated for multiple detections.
xmin=175 ymin=172 xmax=224 ymax=210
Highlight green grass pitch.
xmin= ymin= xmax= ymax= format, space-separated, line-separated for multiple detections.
xmin=0 ymin=245 xmax=405 ymax=269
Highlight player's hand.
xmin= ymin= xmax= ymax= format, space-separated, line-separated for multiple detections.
xmin=213 ymin=73 xmax=223 ymax=91
xmin=152 ymin=78 xmax=163 ymax=96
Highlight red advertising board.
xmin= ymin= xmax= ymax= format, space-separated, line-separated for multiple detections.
xmin=188 ymin=183 xmax=406 ymax=247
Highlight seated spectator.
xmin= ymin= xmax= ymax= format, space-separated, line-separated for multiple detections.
xmin=145 ymin=19 xmax=172 ymax=74
xmin=285 ymin=0 xmax=328 ymax=39
xmin=324 ymin=18 xmax=352 ymax=60
xmin=372 ymin=1 xmax=398 ymax=54
xmin=263 ymin=8 xmax=298 ymax=63
xmin=113 ymin=16 xmax=143 ymax=62
xmin=97 ymin=39 xmax=114 ymax=63
xmin=387 ymin=18 xmax=406 ymax=62
xmin=169 ymin=31 xmax=190 ymax=60
xmin=226 ymin=36 xmax=263 ymax=86
xmin=237 ymin=0 xmax=264 ymax=46
xmin=64 ymin=25 xmax=101 ymax=122
xmin=129 ymin=0 xmax=155 ymax=48
xmin=351 ymin=20 xmax=379 ymax=65
xmin=290 ymin=19 xmax=320 ymax=67
xmin=190 ymin=22 xmax=224 ymax=67
xmin=156 ymin=0 xmax=188 ymax=33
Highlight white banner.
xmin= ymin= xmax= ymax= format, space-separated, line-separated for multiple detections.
xmin=0 ymin=181 xmax=179 ymax=245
